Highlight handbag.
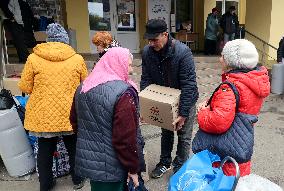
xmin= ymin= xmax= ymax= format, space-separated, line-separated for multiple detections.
xmin=0 ymin=89 xmax=15 ymax=110
xmin=34 ymin=137 xmax=71 ymax=178
xmin=192 ymin=81 xmax=257 ymax=163
xmin=168 ymin=150 xmax=240 ymax=191
xmin=0 ymin=89 xmax=26 ymax=123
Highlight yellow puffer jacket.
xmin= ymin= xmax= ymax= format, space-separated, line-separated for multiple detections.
xmin=18 ymin=42 xmax=88 ymax=132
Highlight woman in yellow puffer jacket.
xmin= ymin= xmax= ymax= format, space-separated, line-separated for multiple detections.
xmin=18 ymin=23 xmax=88 ymax=191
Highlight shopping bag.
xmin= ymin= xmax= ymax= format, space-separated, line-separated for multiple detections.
xmin=192 ymin=82 xmax=257 ymax=163
xmin=168 ymin=150 xmax=240 ymax=191
xmin=14 ymin=95 xmax=28 ymax=125
xmin=34 ymin=137 xmax=70 ymax=178
xmin=0 ymin=89 xmax=15 ymax=110
xmin=235 ymin=174 xmax=283 ymax=191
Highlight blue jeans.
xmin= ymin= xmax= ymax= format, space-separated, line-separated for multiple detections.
xmin=159 ymin=105 xmax=196 ymax=171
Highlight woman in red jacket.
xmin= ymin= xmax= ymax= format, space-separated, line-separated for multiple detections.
xmin=194 ymin=39 xmax=270 ymax=177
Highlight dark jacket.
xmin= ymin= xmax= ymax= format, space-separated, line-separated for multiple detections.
xmin=205 ymin=13 xmax=219 ymax=41
xmin=0 ymin=0 xmax=14 ymax=20
xmin=220 ymin=12 xmax=239 ymax=34
xmin=75 ymin=80 xmax=145 ymax=182
xmin=277 ymin=37 xmax=284 ymax=62
xmin=0 ymin=0 xmax=35 ymax=32
xmin=140 ymin=37 xmax=198 ymax=117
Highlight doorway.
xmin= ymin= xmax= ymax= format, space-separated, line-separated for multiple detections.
xmin=88 ymin=0 xmax=139 ymax=53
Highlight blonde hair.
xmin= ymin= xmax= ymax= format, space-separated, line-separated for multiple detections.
xmin=92 ymin=31 xmax=113 ymax=48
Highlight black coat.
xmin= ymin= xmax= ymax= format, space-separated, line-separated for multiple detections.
xmin=220 ymin=12 xmax=239 ymax=34
xmin=140 ymin=37 xmax=199 ymax=117
xmin=0 ymin=0 xmax=35 ymax=32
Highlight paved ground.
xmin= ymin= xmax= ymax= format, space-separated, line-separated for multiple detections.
xmin=0 ymin=56 xmax=283 ymax=191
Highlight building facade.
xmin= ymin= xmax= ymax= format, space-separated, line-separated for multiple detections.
xmin=31 ymin=0 xmax=283 ymax=62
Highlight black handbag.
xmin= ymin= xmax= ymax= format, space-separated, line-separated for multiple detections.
xmin=0 ymin=89 xmax=26 ymax=123
xmin=0 ymin=89 xmax=15 ymax=110
xmin=192 ymin=81 xmax=258 ymax=163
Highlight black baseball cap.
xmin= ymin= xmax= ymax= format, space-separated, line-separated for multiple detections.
xmin=144 ymin=19 xmax=167 ymax=39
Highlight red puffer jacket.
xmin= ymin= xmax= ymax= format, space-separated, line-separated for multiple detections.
xmin=198 ymin=66 xmax=270 ymax=176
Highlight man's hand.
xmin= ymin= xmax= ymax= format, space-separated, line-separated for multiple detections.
xmin=128 ymin=173 xmax=139 ymax=188
xmin=172 ymin=116 xmax=186 ymax=131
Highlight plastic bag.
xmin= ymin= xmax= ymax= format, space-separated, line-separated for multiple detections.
xmin=34 ymin=137 xmax=70 ymax=178
xmin=0 ymin=89 xmax=14 ymax=110
xmin=235 ymin=174 xmax=283 ymax=191
xmin=168 ymin=150 xmax=239 ymax=191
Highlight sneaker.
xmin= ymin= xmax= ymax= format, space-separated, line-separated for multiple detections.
xmin=151 ymin=163 xmax=171 ymax=179
xmin=73 ymin=179 xmax=86 ymax=190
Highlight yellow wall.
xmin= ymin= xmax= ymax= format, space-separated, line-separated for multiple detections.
xmin=245 ymin=0 xmax=283 ymax=65
xmin=204 ymin=0 xmax=216 ymax=31
xmin=194 ymin=0 xmax=205 ymax=50
xmin=239 ymin=0 xmax=246 ymax=24
xmin=245 ymin=0 xmax=272 ymax=62
xmin=65 ymin=0 xmax=90 ymax=53
xmin=269 ymin=0 xmax=284 ymax=59
xmin=139 ymin=0 xmax=148 ymax=51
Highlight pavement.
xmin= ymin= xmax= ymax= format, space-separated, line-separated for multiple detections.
xmin=0 ymin=56 xmax=283 ymax=191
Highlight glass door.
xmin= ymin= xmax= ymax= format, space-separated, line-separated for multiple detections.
xmin=88 ymin=0 xmax=116 ymax=53
xmin=115 ymin=0 xmax=139 ymax=53
xmin=88 ymin=0 xmax=139 ymax=53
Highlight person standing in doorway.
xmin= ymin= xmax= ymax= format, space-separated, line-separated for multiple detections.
xmin=141 ymin=19 xmax=199 ymax=178
xmin=204 ymin=7 xmax=219 ymax=55
xmin=220 ymin=6 xmax=239 ymax=43
xmin=0 ymin=0 xmax=36 ymax=63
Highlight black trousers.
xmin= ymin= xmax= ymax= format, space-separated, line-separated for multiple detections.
xmin=204 ymin=39 xmax=217 ymax=55
xmin=4 ymin=20 xmax=35 ymax=63
xmin=37 ymin=134 xmax=83 ymax=191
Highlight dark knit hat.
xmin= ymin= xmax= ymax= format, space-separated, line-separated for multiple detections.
xmin=46 ymin=23 xmax=69 ymax=44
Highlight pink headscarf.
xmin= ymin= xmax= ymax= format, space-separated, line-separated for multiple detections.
xmin=81 ymin=47 xmax=138 ymax=93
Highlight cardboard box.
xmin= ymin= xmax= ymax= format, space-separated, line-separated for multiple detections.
xmin=139 ymin=84 xmax=181 ymax=131
xmin=3 ymin=78 xmax=22 ymax=95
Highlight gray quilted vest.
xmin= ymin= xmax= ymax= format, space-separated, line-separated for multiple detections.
xmin=74 ymin=80 xmax=131 ymax=182
xmin=192 ymin=81 xmax=257 ymax=163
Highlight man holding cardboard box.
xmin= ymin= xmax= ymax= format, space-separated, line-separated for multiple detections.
xmin=141 ymin=19 xmax=198 ymax=178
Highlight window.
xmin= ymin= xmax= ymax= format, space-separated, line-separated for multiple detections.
xmin=116 ymin=0 xmax=136 ymax=31
xmin=172 ymin=0 xmax=194 ymax=32
xmin=216 ymin=0 xmax=239 ymax=16
xmin=88 ymin=0 xmax=111 ymax=31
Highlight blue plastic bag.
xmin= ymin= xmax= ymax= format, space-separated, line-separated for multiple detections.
xmin=168 ymin=150 xmax=239 ymax=191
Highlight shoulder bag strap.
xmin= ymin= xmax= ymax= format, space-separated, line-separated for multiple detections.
xmin=206 ymin=81 xmax=240 ymax=112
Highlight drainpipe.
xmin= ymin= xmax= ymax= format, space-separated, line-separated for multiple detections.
xmin=222 ymin=0 xmax=226 ymax=14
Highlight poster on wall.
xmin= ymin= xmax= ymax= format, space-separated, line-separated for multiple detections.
xmin=148 ymin=0 xmax=171 ymax=31
xmin=116 ymin=0 xmax=136 ymax=31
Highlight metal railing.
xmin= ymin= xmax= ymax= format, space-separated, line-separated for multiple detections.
xmin=242 ymin=28 xmax=277 ymax=66
xmin=0 ymin=16 xmax=9 ymax=88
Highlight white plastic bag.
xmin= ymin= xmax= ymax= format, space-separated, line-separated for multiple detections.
xmin=235 ymin=174 xmax=283 ymax=191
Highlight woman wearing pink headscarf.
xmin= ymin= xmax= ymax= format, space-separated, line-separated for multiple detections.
xmin=73 ymin=47 xmax=146 ymax=191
